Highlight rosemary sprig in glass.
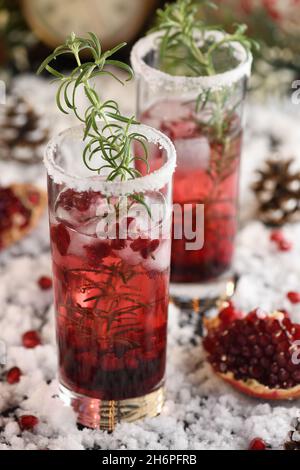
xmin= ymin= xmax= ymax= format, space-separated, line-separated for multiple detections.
xmin=38 ymin=32 xmax=148 ymax=182
xmin=150 ymin=0 xmax=259 ymax=143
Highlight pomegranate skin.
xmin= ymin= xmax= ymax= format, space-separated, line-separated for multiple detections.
xmin=203 ymin=309 xmax=300 ymax=401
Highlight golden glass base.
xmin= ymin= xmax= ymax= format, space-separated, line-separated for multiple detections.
xmin=59 ymin=384 xmax=165 ymax=431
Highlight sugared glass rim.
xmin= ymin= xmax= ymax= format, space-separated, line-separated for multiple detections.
xmin=131 ymin=31 xmax=253 ymax=91
xmin=44 ymin=122 xmax=176 ymax=196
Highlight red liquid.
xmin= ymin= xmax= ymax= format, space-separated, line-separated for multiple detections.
xmin=140 ymin=100 xmax=242 ymax=283
xmin=50 ymin=191 xmax=170 ymax=400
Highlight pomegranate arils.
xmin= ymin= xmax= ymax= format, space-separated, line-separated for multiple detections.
xmin=130 ymin=238 xmax=160 ymax=259
xmin=249 ymin=438 xmax=268 ymax=450
xmin=270 ymin=230 xmax=284 ymax=243
xmin=6 ymin=367 xmax=22 ymax=384
xmin=60 ymin=189 xmax=95 ymax=212
xmin=219 ymin=302 xmax=240 ymax=325
xmin=27 ymin=191 xmax=40 ymax=206
xmin=204 ymin=309 xmax=300 ymax=390
xmin=85 ymin=242 xmax=111 ymax=266
xmin=38 ymin=276 xmax=52 ymax=290
xmin=270 ymin=230 xmax=293 ymax=252
xmin=278 ymin=239 xmax=293 ymax=252
xmin=51 ymin=223 xmax=70 ymax=256
xmin=22 ymin=330 xmax=41 ymax=348
xmin=141 ymin=239 xmax=160 ymax=259
xmin=0 ymin=187 xmax=31 ymax=238
xmin=19 ymin=415 xmax=39 ymax=431
xmin=287 ymin=292 xmax=300 ymax=304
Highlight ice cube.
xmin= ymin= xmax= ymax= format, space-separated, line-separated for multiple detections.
xmin=143 ymin=239 xmax=171 ymax=272
xmin=116 ymin=244 xmax=143 ymax=266
xmin=174 ymin=136 xmax=211 ymax=169
xmin=146 ymin=100 xmax=193 ymax=122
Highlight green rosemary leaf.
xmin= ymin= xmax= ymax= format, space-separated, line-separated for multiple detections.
xmin=105 ymin=60 xmax=133 ymax=81
xmin=131 ymin=194 xmax=152 ymax=218
xmin=38 ymin=32 xmax=149 ymax=184
xmin=103 ymin=42 xmax=127 ymax=59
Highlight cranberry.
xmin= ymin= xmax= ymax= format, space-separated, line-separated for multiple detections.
xmin=19 ymin=415 xmax=39 ymax=431
xmin=51 ymin=224 xmax=70 ymax=256
xmin=248 ymin=438 xmax=268 ymax=450
xmin=287 ymin=292 xmax=300 ymax=304
xmin=22 ymin=330 xmax=41 ymax=348
xmin=38 ymin=276 xmax=52 ymax=290
xmin=6 ymin=367 xmax=22 ymax=384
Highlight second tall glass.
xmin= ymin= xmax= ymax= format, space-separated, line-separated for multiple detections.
xmin=132 ymin=32 xmax=252 ymax=284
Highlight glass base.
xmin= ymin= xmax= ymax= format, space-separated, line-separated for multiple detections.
xmin=59 ymin=384 xmax=165 ymax=431
xmin=170 ymin=270 xmax=237 ymax=307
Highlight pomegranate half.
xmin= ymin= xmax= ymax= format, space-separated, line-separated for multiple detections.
xmin=203 ymin=305 xmax=300 ymax=400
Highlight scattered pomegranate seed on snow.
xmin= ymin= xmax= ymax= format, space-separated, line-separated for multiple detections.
xmin=19 ymin=415 xmax=39 ymax=431
xmin=38 ymin=276 xmax=52 ymax=290
xmin=248 ymin=437 xmax=268 ymax=450
xmin=6 ymin=367 xmax=22 ymax=384
xmin=287 ymin=292 xmax=300 ymax=304
xmin=22 ymin=330 xmax=41 ymax=348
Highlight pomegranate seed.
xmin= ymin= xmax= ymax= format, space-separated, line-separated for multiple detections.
xmin=204 ymin=308 xmax=300 ymax=392
xmin=270 ymin=230 xmax=284 ymax=243
xmin=219 ymin=302 xmax=238 ymax=325
xmin=6 ymin=367 xmax=22 ymax=384
xmin=141 ymin=239 xmax=160 ymax=259
xmin=38 ymin=276 xmax=52 ymax=290
xmin=130 ymin=237 xmax=149 ymax=252
xmin=287 ymin=292 xmax=300 ymax=304
xmin=27 ymin=191 xmax=40 ymax=206
xmin=19 ymin=415 xmax=39 ymax=431
xmin=22 ymin=331 xmax=41 ymax=348
xmin=85 ymin=242 xmax=111 ymax=266
xmin=51 ymin=224 xmax=70 ymax=256
xmin=249 ymin=438 xmax=267 ymax=450
xmin=278 ymin=239 xmax=293 ymax=252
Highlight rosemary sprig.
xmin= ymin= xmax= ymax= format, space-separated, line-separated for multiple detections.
xmin=151 ymin=0 xmax=257 ymax=77
xmin=150 ymin=0 xmax=259 ymax=143
xmin=38 ymin=32 xmax=148 ymax=181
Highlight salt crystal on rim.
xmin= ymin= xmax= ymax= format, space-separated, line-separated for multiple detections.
xmin=131 ymin=31 xmax=253 ymax=93
xmin=44 ymin=123 xmax=176 ymax=196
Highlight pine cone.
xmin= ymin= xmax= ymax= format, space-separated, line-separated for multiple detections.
xmin=0 ymin=95 xmax=49 ymax=163
xmin=252 ymin=157 xmax=300 ymax=226
xmin=284 ymin=418 xmax=300 ymax=450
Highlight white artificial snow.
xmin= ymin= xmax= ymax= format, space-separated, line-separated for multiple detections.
xmin=0 ymin=76 xmax=299 ymax=450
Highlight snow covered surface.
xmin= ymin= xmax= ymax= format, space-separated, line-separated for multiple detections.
xmin=0 ymin=76 xmax=299 ymax=450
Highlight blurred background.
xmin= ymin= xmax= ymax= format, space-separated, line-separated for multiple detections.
xmin=1 ymin=0 xmax=300 ymax=98
xmin=0 ymin=0 xmax=300 ymax=220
